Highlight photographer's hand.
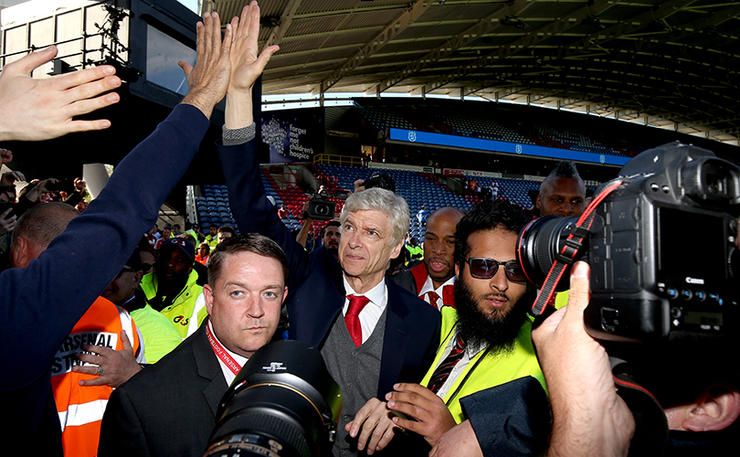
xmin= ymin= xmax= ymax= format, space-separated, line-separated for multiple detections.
xmin=0 ymin=170 xmax=25 ymax=186
xmin=532 ymin=261 xmax=635 ymax=457
xmin=0 ymin=46 xmax=121 ymax=142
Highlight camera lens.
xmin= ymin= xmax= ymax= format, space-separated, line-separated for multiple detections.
xmin=516 ymin=216 xmax=582 ymax=291
xmin=205 ymin=340 xmax=341 ymax=457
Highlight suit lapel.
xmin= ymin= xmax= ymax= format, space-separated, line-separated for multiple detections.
xmin=191 ymin=322 xmax=229 ymax=417
xmin=377 ymin=282 xmax=410 ymax=396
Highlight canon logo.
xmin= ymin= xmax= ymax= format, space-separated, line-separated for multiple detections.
xmin=685 ymin=276 xmax=705 ymax=285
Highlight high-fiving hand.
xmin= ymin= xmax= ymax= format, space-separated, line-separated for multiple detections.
xmin=179 ymin=12 xmax=234 ymax=119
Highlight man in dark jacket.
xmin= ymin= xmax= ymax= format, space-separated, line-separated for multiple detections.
xmin=0 ymin=10 xmax=239 ymax=455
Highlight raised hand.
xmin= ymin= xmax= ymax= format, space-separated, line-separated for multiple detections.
xmin=223 ymin=1 xmax=279 ymax=129
xmin=228 ymin=1 xmax=279 ymax=95
xmin=0 ymin=46 xmax=121 ymax=141
xmin=180 ymin=12 xmax=234 ymax=119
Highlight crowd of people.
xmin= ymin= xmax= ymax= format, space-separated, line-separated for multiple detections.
xmin=0 ymin=2 xmax=737 ymax=456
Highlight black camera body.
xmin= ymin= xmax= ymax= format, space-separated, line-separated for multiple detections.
xmin=519 ymin=142 xmax=740 ymax=344
xmin=304 ymin=195 xmax=336 ymax=221
xmin=205 ymin=340 xmax=341 ymax=457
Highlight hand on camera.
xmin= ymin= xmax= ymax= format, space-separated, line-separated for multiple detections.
xmin=532 ymin=261 xmax=635 ymax=457
xmin=0 ymin=171 xmax=25 ymax=186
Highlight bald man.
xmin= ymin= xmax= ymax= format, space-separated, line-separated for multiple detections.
xmin=536 ymin=161 xmax=586 ymax=217
xmin=393 ymin=207 xmax=464 ymax=309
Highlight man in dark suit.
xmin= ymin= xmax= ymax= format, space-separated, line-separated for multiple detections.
xmin=220 ymin=113 xmax=440 ymax=457
xmin=98 ymin=234 xmax=289 ymax=457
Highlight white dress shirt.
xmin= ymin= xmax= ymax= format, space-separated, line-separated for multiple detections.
xmin=418 ymin=274 xmax=455 ymax=310
xmin=208 ymin=320 xmax=248 ymax=386
xmin=342 ymin=275 xmax=388 ymax=344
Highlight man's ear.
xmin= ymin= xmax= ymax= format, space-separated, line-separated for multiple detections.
xmin=535 ymin=192 xmax=542 ymax=210
xmin=454 ymin=262 xmax=460 ymax=278
xmin=666 ymin=388 xmax=740 ymax=432
xmin=203 ymin=284 xmax=215 ymax=316
xmin=10 ymin=236 xmax=31 ymax=269
xmin=390 ymin=240 xmax=403 ymax=259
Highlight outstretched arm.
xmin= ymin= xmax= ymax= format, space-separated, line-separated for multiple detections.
xmin=217 ymin=2 xmax=312 ymax=283
xmin=0 ymin=11 xmax=233 ymax=391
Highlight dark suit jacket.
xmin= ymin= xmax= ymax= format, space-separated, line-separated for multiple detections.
xmin=98 ymin=323 xmax=227 ymax=457
xmin=460 ymin=377 xmax=550 ymax=457
xmin=220 ymin=141 xmax=440 ymax=397
xmin=0 ymin=105 xmax=210 ymax=455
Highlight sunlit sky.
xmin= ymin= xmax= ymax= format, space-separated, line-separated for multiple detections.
xmin=177 ymin=0 xmax=198 ymax=14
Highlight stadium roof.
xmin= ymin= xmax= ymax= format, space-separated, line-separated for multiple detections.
xmin=210 ymin=0 xmax=740 ymax=146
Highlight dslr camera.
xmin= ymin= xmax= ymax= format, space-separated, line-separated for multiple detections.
xmin=205 ymin=340 xmax=341 ymax=457
xmin=518 ymin=142 xmax=739 ymax=344
xmin=304 ymin=194 xmax=336 ymax=221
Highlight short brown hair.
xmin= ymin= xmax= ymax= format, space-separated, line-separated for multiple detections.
xmin=207 ymin=234 xmax=289 ymax=285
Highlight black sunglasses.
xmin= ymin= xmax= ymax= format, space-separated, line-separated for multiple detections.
xmin=465 ymin=257 xmax=526 ymax=282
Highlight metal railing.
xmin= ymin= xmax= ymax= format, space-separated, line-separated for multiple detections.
xmin=0 ymin=1 xmax=128 ymax=71
xmin=312 ymin=154 xmax=364 ymax=168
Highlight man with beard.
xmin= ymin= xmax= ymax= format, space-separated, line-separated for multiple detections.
xmin=140 ymin=237 xmax=206 ymax=339
xmin=376 ymin=199 xmax=546 ymax=452
xmin=393 ymin=207 xmax=463 ymax=309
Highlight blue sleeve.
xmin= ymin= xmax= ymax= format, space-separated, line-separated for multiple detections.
xmin=0 ymin=104 xmax=209 ymax=390
xmin=218 ymin=141 xmax=311 ymax=288
xmin=460 ymin=376 xmax=551 ymax=457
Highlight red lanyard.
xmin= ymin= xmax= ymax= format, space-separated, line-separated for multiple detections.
xmin=206 ymin=324 xmax=242 ymax=376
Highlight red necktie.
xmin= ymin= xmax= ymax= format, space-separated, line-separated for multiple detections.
xmin=427 ymin=291 xmax=440 ymax=309
xmin=427 ymin=334 xmax=466 ymax=393
xmin=345 ymin=295 xmax=370 ymax=347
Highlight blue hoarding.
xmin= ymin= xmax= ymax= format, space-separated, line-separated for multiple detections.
xmin=388 ymin=128 xmax=629 ymax=166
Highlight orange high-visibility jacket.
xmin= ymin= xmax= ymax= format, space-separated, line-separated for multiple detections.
xmin=51 ymin=296 xmax=142 ymax=457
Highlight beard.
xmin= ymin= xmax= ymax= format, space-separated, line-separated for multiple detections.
xmin=454 ymin=278 xmax=531 ymax=353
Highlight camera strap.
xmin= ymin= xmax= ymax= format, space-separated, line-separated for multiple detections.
xmin=530 ymin=178 xmax=625 ymax=318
